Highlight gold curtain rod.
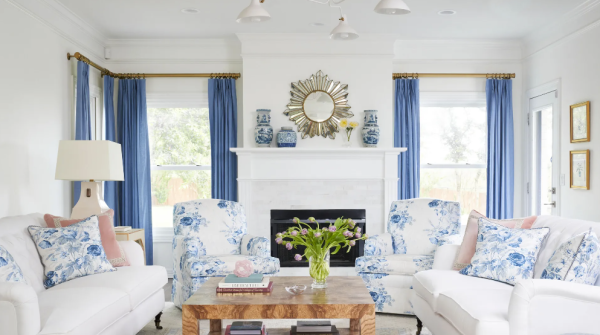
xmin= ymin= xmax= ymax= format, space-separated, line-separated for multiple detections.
xmin=393 ymin=73 xmax=515 ymax=79
xmin=67 ymin=52 xmax=241 ymax=80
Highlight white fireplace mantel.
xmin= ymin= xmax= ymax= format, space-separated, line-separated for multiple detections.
xmin=230 ymin=147 xmax=407 ymax=238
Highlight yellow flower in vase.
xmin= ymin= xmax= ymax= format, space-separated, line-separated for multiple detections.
xmin=349 ymin=121 xmax=359 ymax=128
xmin=339 ymin=119 xmax=348 ymax=128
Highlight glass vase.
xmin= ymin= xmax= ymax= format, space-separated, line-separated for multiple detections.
xmin=309 ymin=251 xmax=330 ymax=289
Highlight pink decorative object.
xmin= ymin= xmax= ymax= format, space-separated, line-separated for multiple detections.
xmin=234 ymin=260 xmax=254 ymax=278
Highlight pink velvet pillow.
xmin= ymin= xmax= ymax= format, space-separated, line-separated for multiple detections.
xmin=452 ymin=210 xmax=537 ymax=270
xmin=43 ymin=210 xmax=129 ymax=267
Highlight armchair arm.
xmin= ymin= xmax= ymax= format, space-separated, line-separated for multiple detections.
xmin=241 ymin=234 xmax=270 ymax=258
xmin=364 ymin=233 xmax=394 ymax=256
xmin=0 ymin=282 xmax=40 ymax=335
xmin=432 ymin=244 xmax=460 ymax=270
xmin=118 ymin=240 xmax=145 ymax=266
xmin=509 ymin=279 xmax=600 ymax=335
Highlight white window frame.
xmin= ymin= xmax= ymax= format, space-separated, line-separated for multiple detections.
xmin=419 ymin=92 xmax=487 ymax=170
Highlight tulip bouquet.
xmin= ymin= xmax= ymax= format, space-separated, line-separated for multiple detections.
xmin=275 ymin=217 xmax=367 ymax=288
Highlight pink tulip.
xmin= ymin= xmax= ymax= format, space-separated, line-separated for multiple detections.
xmin=293 ymin=217 xmax=299 ymax=223
xmin=322 ymin=227 xmax=328 ymax=231
xmin=355 ymin=232 xmax=362 ymax=238
xmin=329 ymin=226 xmax=337 ymax=232
xmin=301 ymin=229 xmax=308 ymax=235
xmin=308 ymin=217 xmax=316 ymax=222
xmin=294 ymin=254 xmax=302 ymax=261
xmin=349 ymin=240 xmax=356 ymax=246
xmin=291 ymin=231 xmax=298 ymax=236
xmin=314 ymin=232 xmax=322 ymax=238
xmin=286 ymin=243 xmax=293 ymax=250
xmin=275 ymin=237 xmax=282 ymax=244
xmin=356 ymin=227 xmax=361 ymax=233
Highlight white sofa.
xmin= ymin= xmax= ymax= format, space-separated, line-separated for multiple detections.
xmin=0 ymin=213 xmax=168 ymax=335
xmin=412 ymin=215 xmax=600 ymax=335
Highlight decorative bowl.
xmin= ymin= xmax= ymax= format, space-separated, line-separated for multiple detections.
xmin=285 ymin=285 xmax=307 ymax=295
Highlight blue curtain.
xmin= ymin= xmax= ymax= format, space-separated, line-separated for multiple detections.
xmin=103 ymin=75 xmax=119 ymax=224
xmin=117 ymin=79 xmax=153 ymax=264
xmin=74 ymin=61 xmax=91 ymax=206
xmin=486 ymin=79 xmax=514 ymax=219
xmin=208 ymin=78 xmax=238 ymax=201
xmin=394 ymin=79 xmax=420 ymax=200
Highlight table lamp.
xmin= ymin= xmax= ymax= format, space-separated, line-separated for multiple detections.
xmin=55 ymin=140 xmax=124 ymax=219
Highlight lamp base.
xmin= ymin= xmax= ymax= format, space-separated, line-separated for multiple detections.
xmin=71 ymin=181 xmax=110 ymax=219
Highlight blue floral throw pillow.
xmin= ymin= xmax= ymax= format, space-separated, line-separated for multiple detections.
xmin=0 ymin=245 xmax=27 ymax=283
xmin=459 ymin=218 xmax=550 ymax=285
xmin=28 ymin=216 xmax=115 ymax=288
xmin=541 ymin=229 xmax=600 ymax=285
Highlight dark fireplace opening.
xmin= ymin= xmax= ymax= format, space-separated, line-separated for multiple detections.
xmin=270 ymin=209 xmax=366 ymax=267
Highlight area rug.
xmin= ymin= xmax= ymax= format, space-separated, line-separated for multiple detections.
xmin=137 ymin=303 xmax=432 ymax=335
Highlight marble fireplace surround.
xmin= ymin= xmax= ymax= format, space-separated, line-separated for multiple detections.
xmin=231 ymin=147 xmax=407 ymax=240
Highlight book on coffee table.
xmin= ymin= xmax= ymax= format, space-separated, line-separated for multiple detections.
xmin=227 ymin=322 xmax=265 ymax=335
xmin=216 ymin=281 xmax=274 ymax=293
xmin=218 ymin=276 xmax=270 ymax=288
xmin=296 ymin=321 xmax=332 ymax=332
xmin=224 ymin=274 xmax=264 ymax=283
xmin=290 ymin=325 xmax=338 ymax=335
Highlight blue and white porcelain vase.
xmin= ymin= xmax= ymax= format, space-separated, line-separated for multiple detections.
xmin=276 ymin=127 xmax=297 ymax=147
xmin=254 ymin=109 xmax=273 ymax=147
xmin=361 ymin=110 xmax=380 ymax=147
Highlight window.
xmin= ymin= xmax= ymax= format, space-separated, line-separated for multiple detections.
xmin=148 ymin=107 xmax=211 ymax=227
xmin=420 ymin=104 xmax=487 ymax=219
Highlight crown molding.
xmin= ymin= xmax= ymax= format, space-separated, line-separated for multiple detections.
xmin=523 ymin=0 xmax=600 ymax=58
xmin=6 ymin=0 xmax=106 ymax=61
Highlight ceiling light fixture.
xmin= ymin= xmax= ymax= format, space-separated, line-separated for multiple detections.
xmin=374 ymin=0 xmax=411 ymax=15
xmin=330 ymin=15 xmax=359 ymax=40
xmin=181 ymin=8 xmax=200 ymax=14
xmin=237 ymin=0 xmax=271 ymax=24
xmin=438 ymin=10 xmax=457 ymax=15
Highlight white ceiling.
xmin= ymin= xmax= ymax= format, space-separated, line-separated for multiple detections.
xmin=56 ymin=0 xmax=586 ymax=40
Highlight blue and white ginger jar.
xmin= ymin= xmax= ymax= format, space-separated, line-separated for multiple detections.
xmin=276 ymin=127 xmax=297 ymax=147
xmin=361 ymin=110 xmax=380 ymax=147
xmin=254 ymin=109 xmax=273 ymax=147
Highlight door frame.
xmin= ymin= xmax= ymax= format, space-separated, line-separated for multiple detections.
xmin=523 ymin=79 xmax=561 ymax=216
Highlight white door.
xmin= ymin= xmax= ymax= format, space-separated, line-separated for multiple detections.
xmin=528 ymin=90 xmax=560 ymax=216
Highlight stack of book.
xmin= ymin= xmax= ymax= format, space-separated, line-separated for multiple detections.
xmin=291 ymin=321 xmax=338 ymax=335
xmin=226 ymin=321 xmax=266 ymax=335
xmin=216 ymin=274 xmax=273 ymax=293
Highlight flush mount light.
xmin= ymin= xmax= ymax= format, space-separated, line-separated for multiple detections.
xmin=181 ymin=8 xmax=200 ymax=14
xmin=330 ymin=15 xmax=359 ymax=40
xmin=438 ymin=10 xmax=457 ymax=15
xmin=237 ymin=0 xmax=271 ymax=23
xmin=374 ymin=0 xmax=411 ymax=15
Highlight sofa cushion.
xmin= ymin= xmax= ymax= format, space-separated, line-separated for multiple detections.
xmin=437 ymin=288 xmax=512 ymax=335
xmin=355 ymin=254 xmax=434 ymax=275
xmin=413 ymin=270 xmax=511 ymax=312
xmin=43 ymin=266 xmax=167 ymax=310
xmin=185 ymin=254 xmax=280 ymax=277
xmin=541 ymin=229 xmax=600 ymax=285
xmin=38 ymin=286 xmax=130 ymax=335
xmin=28 ymin=216 xmax=116 ymax=288
xmin=459 ymin=218 xmax=550 ymax=285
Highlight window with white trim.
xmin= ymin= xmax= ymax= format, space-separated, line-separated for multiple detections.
xmin=420 ymin=97 xmax=487 ymax=218
xmin=148 ymin=107 xmax=211 ymax=228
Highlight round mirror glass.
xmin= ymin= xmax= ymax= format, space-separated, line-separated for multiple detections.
xmin=303 ymin=91 xmax=335 ymax=122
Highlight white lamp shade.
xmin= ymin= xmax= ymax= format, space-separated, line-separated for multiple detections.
xmin=374 ymin=0 xmax=411 ymax=15
xmin=330 ymin=15 xmax=359 ymax=40
xmin=55 ymin=140 xmax=124 ymax=181
xmin=237 ymin=0 xmax=271 ymax=23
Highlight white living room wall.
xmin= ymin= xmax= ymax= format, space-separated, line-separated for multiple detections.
xmin=393 ymin=40 xmax=525 ymax=219
xmin=0 ymin=1 xmax=102 ymax=218
xmin=523 ymin=19 xmax=600 ymax=221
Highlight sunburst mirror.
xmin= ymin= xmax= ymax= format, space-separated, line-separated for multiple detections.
xmin=284 ymin=70 xmax=353 ymax=139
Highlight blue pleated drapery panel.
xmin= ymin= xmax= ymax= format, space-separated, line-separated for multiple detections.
xmin=486 ymin=79 xmax=514 ymax=219
xmin=103 ymin=75 xmax=119 ymax=225
xmin=208 ymin=78 xmax=238 ymax=201
xmin=394 ymin=79 xmax=420 ymax=200
xmin=117 ymin=79 xmax=153 ymax=264
xmin=73 ymin=61 xmax=91 ymax=206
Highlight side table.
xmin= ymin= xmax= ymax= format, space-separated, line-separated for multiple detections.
xmin=116 ymin=228 xmax=146 ymax=264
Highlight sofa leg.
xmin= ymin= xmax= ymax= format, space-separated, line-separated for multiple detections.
xmin=155 ymin=312 xmax=164 ymax=330
xmin=416 ymin=316 xmax=423 ymax=335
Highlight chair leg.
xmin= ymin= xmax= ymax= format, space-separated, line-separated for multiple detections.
xmin=155 ymin=311 xmax=163 ymax=330
xmin=416 ymin=316 xmax=423 ymax=335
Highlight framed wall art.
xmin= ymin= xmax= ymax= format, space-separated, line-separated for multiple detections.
xmin=570 ymin=150 xmax=590 ymax=190
xmin=570 ymin=101 xmax=590 ymax=142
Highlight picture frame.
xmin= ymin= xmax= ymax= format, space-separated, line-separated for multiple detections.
xmin=570 ymin=150 xmax=590 ymax=190
xmin=570 ymin=101 xmax=590 ymax=143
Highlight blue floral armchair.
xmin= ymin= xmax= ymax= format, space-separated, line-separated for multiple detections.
xmin=355 ymin=198 xmax=461 ymax=314
xmin=172 ymin=199 xmax=280 ymax=308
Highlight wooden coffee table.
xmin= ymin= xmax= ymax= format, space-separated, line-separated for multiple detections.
xmin=182 ymin=276 xmax=376 ymax=335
